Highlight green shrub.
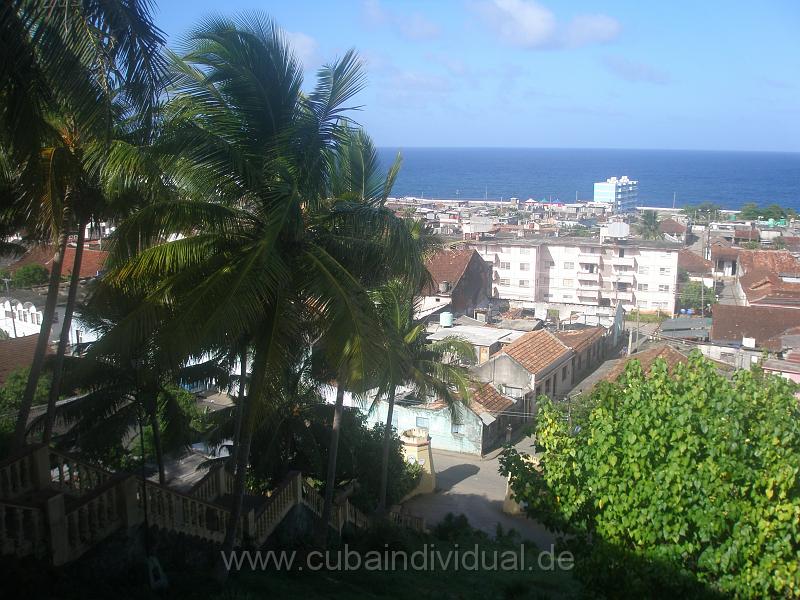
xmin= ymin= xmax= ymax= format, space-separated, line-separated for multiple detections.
xmin=12 ymin=264 xmax=49 ymax=288
xmin=501 ymin=352 xmax=800 ymax=597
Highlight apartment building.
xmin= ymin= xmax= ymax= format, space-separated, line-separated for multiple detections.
xmin=593 ymin=176 xmax=638 ymax=213
xmin=468 ymin=236 xmax=679 ymax=314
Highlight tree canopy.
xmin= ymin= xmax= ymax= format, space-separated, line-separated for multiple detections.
xmin=501 ymin=352 xmax=800 ymax=597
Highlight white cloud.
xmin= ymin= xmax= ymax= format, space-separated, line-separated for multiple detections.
xmin=565 ymin=14 xmax=621 ymax=47
xmin=602 ymin=56 xmax=671 ymax=84
xmin=480 ymin=0 xmax=556 ymax=48
xmin=476 ymin=0 xmax=620 ymax=49
xmin=361 ymin=0 xmax=440 ymax=40
xmin=285 ymin=31 xmax=318 ymax=67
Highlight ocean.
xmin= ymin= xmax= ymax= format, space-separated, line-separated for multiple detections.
xmin=377 ymin=147 xmax=800 ymax=210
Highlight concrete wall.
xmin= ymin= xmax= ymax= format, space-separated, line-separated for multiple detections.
xmin=473 ymin=354 xmax=533 ymax=392
xmin=364 ymin=400 xmax=484 ymax=456
xmin=451 ymin=252 xmax=491 ymax=316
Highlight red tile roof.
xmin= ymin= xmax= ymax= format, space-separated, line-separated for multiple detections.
xmin=469 ymin=383 xmax=514 ymax=415
xmin=9 ymin=245 xmax=108 ymax=279
xmin=658 ymin=218 xmax=687 ymax=234
xmin=710 ymin=243 xmax=739 ymax=261
xmin=555 ymin=326 xmax=605 ymax=353
xmin=0 ymin=334 xmax=45 ymax=386
xmin=678 ymin=249 xmax=712 ymax=275
xmin=602 ymin=345 xmax=689 ymax=383
xmin=711 ymin=304 xmax=800 ymax=351
xmin=738 ymin=249 xmax=800 ymax=275
xmin=424 ymin=248 xmax=480 ymax=295
xmin=500 ymin=329 xmax=571 ymax=375
xmin=733 ymin=228 xmax=759 ymax=241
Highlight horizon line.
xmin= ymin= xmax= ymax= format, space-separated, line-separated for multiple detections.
xmin=373 ymin=146 xmax=800 ymax=154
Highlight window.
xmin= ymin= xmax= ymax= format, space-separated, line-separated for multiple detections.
xmin=519 ymin=280 xmax=529 ymax=287
xmin=451 ymin=423 xmax=463 ymax=435
xmin=563 ymin=262 xmax=574 ymax=269
xmin=498 ymin=278 xmax=511 ymax=286
xmin=543 ymin=293 xmax=552 ymax=298
xmin=637 ymin=283 xmax=649 ymax=291
xmin=500 ymin=262 xmax=511 ymax=270
xmin=619 ymin=249 xmax=625 ymax=257
xmin=519 ymin=263 xmax=530 ymax=271
xmin=563 ymin=279 xmax=574 ymax=287
xmin=519 ymin=248 xmax=530 ymax=255
xmin=416 ymin=417 xmax=430 ymax=428
xmin=75 ymin=330 xmax=83 ymax=344
xmin=545 ymin=379 xmax=551 ymax=393
xmin=562 ymin=366 xmax=568 ymax=381
xmin=659 ymin=284 xmax=670 ymax=292
xmin=638 ymin=266 xmax=649 ymax=275
xmin=504 ymin=386 xmax=523 ymax=399
xmin=660 ymin=267 xmax=671 ymax=275
xmin=546 ymin=261 xmax=555 ymax=268
xmin=563 ymin=294 xmax=573 ymax=300
xmin=35 ymin=313 xmax=41 ymax=325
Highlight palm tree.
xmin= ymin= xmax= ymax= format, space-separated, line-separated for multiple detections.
xmin=370 ymin=281 xmax=474 ymax=513
xmin=637 ymin=210 xmax=661 ymax=240
xmin=101 ymin=15 xmax=425 ymax=577
xmin=2 ymin=0 xmax=166 ymax=450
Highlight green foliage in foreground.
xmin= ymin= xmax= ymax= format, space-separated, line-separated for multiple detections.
xmin=501 ymin=352 xmax=800 ymax=597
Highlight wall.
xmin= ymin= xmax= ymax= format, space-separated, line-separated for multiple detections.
xmin=473 ymin=354 xmax=533 ymax=392
xmin=451 ymin=252 xmax=491 ymax=315
xmin=363 ymin=400 xmax=484 ymax=455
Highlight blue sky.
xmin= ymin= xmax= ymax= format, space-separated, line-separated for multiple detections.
xmin=155 ymin=0 xmax=799 ymax=152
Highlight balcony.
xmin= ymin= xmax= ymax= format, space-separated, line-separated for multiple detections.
xmin=612 ymin=272 xmax=635 ymax=284
xmin=578 ymin=254 xmax=601 ymax=265
xmin=578 ymin=280 xmax=601 ymax=290
xmin=603 ymin=291 xmax=633 ymax=302
xmin=609 ymin=256 xmax=636 ymax=268
xmin=577 ymin=271 xmax=601 ymax=282
xmin=577 ymin=289 xmax=600 ymax=300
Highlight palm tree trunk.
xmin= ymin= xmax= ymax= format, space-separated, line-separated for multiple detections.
xmin=13 ymin=224 xmax=68 ymax=450
xmin=230 ymin=345 xmax=247 ymax=474
xmin=43 ymin=217 xmax=87 ymax=442
xmin=214 ymin=336 xmax=270 ymax=584
xmin=149 ymin=396 xmax=166 ymax=486
xmin=317 ymin=384 xmax=345 ymax=547
xmin=377 ymin=385 xmax=397 ymax=514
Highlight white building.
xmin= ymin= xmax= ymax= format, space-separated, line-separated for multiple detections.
xmin=593 ymin=176 xmax=638 ymax=213
xmin=468 ymin=235 xmax=679 ymax=315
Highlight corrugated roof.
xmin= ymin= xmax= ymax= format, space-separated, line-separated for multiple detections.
xmin=500 ymin=329 xmax=571 ymax=375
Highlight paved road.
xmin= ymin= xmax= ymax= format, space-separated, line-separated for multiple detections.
xmin=403 ymin=442 xmax=555 ymax=549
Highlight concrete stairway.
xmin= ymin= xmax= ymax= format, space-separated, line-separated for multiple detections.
xmin=0 ymin=445 xmax=424 ymax=565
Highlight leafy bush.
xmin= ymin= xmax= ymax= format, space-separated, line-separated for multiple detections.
xmin=12 ymin=264 xmax=49 ymax=287
xmin=0 ymin=367 xmax=51 ymax=455
xmin=501 ymin=352 xmax=800 ymax=597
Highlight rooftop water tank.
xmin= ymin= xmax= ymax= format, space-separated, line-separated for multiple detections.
xmin=440 ymin=311 xmax=454 ymax=327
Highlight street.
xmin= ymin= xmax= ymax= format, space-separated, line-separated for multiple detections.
xmin=403 ymin=440 xmax=555 ymax=549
